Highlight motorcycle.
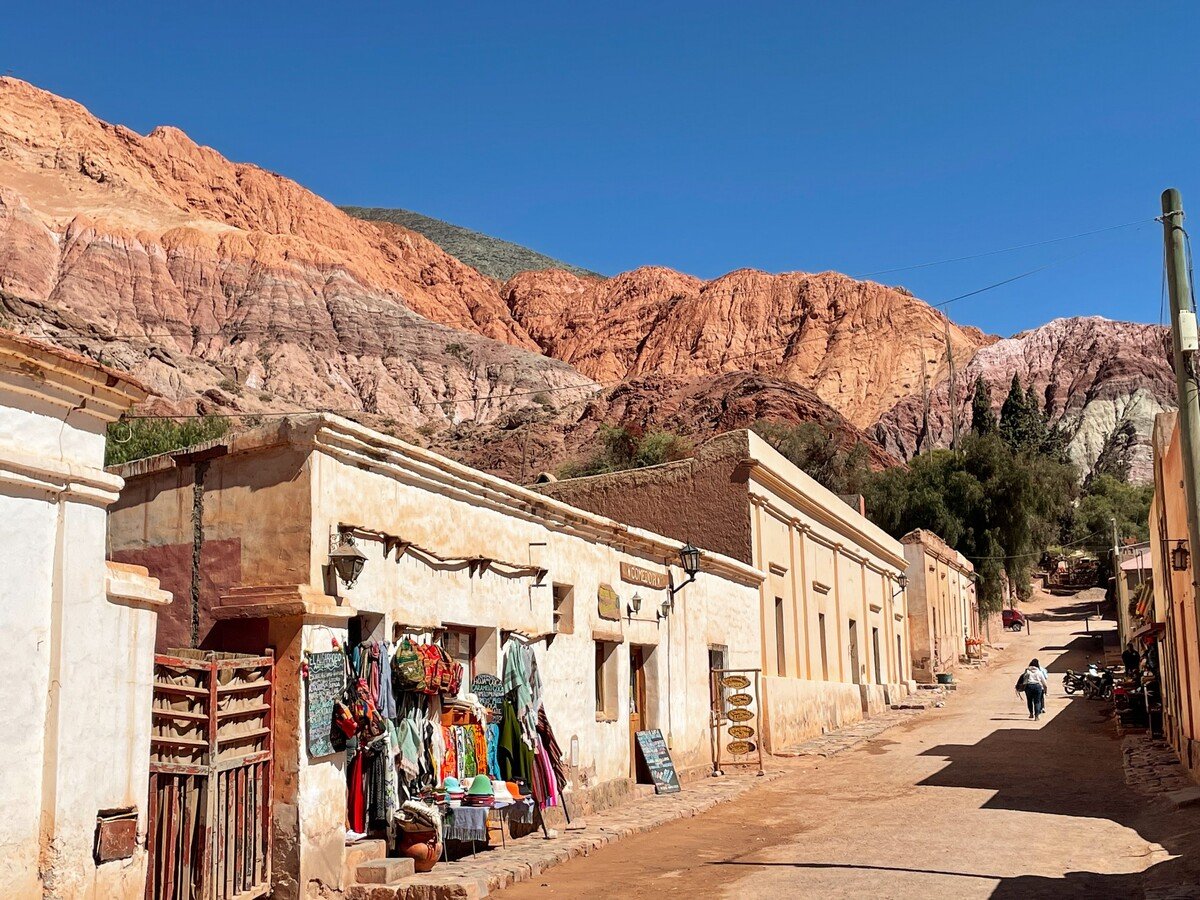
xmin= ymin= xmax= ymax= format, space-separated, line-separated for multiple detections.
xmin=1063 ymin=669 xmax=1087 ymax=695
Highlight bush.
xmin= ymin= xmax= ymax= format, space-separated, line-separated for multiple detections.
xmin=752 ymin=420 xmax=872 ymax=495
xmin=558 ymin=425 xmax=692 ymax=478
xmin=105 ymin=416 xmax=230 ymax=466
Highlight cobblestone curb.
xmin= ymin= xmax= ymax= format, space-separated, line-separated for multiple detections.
xmin=775 ymin=705 xmax=934 ymax=758
xmin=347 ymin=770 xmax=782 ymax=899
xmin=1121 ymin=735 xmax=1195 ymax=796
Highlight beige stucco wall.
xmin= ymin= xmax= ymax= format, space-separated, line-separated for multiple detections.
xmin=902 ymin=531 xmax=977 ymax=683
xmin=289 ymin=423 xmax=762 ymax=894
xmin=1150 ymin=411 xmax=1200 ymax=776
xmin=0 ymin=334 xmax=169 ymax=899
xmin=744 ymin=432 xmax=911 ymax=750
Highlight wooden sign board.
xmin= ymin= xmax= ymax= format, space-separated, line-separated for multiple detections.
xmin=635 ymin=729 xmax=681 ymax=794
xmin=620 ymin=562 xmax=669 ymax=590
xmin=305 ymin=650 xmax=345 ymax=758
xmin=597 ymin=583 xmax=621 ymax=621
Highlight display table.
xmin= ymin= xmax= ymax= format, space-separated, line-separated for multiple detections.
xmin=442 ymin=800 xmax=536 ymax=849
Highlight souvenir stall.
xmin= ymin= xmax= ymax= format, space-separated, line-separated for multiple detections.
xmin=306 ymin=627 xmax=571 ymax=872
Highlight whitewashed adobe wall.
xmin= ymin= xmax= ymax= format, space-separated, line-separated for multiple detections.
xmin=0 ymin=332 xmax=170 ymax=900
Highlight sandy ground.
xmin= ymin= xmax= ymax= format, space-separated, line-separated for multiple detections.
xmin=500 ymin=594 xmax=1200 ymax=899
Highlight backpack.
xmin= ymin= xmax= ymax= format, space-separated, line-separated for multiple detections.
xmin=1016 ymin=671 xmax=1030 ymax=691
xmin=392 ymin=638 xmax=427 ymax=693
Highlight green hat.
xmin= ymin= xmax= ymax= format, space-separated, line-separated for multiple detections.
xmin=467 ymin=774 xmax=493 ymax=796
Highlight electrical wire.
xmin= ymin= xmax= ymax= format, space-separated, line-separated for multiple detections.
xmin=857 ymin=218 xmax=1155 ymax=278
xmin=965 ymin=530 xmax=1104 ymax=562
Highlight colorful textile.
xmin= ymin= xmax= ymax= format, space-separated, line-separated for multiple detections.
xmin=485 ymin=723 xmax=500 ymax=778
xmin=440 ymin=725 xmax=457 ymax=783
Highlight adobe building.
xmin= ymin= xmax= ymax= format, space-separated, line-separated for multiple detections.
xmin=900 ymin=529 xmax=978 ymax=683
xmin=536 ymin=429 xmax=914 ymax=751
xmin=0 ymin=331 xmax=171 ymax=899
xmin=1149 ymin=410 xmax=1200 ymax=776
xmin=107 ymin=414 xmax=763 ymax=898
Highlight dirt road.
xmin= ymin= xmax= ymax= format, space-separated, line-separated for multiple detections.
xmin=501 ymin=596 xmax=1200 ymax=898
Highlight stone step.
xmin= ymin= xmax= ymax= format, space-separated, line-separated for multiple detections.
xmin=357 ymin=857 xmax=416 ymax=885
xmin=344 ymin=838 xmax=388 ymax=886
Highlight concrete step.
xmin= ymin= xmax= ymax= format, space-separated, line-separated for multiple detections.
xmin=357 ymin=857 xmax=416 ymax=885
xmin=343 ymin=838 xmax=388 ymax=885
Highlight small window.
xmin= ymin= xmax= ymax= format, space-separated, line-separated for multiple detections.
xmin=709 ymin=644 xmax=730 ymax=719
xmin=594 ymin=641 xmax=618 ymax=720
xmin=553 ymin=583 xmax=575 ymax=634
xmin=443 ymin=626 xmax=475 ymax=695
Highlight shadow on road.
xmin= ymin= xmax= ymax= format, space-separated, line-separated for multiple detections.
xmin=917 ymin=608 xmax=1195 ymax=898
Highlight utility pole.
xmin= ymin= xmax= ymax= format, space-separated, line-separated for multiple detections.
xmin=1112 ymin=516 xmax=1126 ymax=645
xmin=917 ymin=336 xmax=931 ymax=455
xmin=1161 ymin=188 xmax=1200 ymax=632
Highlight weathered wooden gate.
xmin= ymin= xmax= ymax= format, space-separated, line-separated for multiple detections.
xmin=147 ymin=650 xmax=275 ymax=900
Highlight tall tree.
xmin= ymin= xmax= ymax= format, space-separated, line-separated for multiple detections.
xmin=970 ymin=376 xmax=996 ymax=435
xmin=998 ymin=374 xmax=1027 ymax=449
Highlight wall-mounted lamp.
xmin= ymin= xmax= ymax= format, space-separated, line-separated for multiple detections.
xmin=892 ymin=572 xmax=909 ymax=599
xmin=668 ymin=542 xmax=703 ymax=604
xmin=1170 ymin=539 xmax=1191 ymax=572
xmin=330 ymin=532 xmax=368 ymax=588
xmin=629 ymin=592 xmax=643 ymax=616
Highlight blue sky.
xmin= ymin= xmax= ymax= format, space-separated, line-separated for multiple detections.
xmin=4 ymin=2 xmax=1196 ymax=336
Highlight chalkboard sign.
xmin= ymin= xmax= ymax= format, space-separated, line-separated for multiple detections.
xmin=635 ymin=729 xmax=681 ymax=794
xmin=305 ymin=651 xmax=346 ymax=758
xmin=470 ymin=673 xmax=504 ymax=721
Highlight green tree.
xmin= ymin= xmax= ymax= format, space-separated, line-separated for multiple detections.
xmin=969 ymin=376 xmax=996 ymax=435
xmin=1069 ymin=473 xmax=1153 ymax=553
xmin=752 ymin=420 xmax=873 ymax=495
xmin=105 ymin=416 xmax=230 ymax=466
xmin=864 ymin=432 xmax=1077 ymax=611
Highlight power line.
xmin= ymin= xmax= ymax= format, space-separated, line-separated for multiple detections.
xmin=965 ymin=531 xmax=1103 ymax=562
xmin=857 ymin=218 xmax=1155 ymax=279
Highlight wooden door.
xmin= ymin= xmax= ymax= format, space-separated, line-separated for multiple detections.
xmin=629 ymin=647 xmax=648 ymax=780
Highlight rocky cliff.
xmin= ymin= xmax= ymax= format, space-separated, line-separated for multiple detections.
xmin=0 ymin=78 xmax=1174 ymax=483
xmin=872 ymin=317 xmax=1174 ymax=480
xmin=503 ymin=266 xmax=991 ymax=429
xmin=0 ymin=77 xmax=596 ymax=428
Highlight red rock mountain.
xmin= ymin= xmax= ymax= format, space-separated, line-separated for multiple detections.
xmin=0 ymin=78 xmax=1174 ymax=480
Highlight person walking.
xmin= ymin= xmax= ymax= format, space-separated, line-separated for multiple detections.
xmin=1017 ymin=658 xmax=1049 ymax=720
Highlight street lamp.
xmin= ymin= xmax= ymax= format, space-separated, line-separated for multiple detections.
xmin=666 ymin=542 xmax=703 ymax=612
xmin=892 ymin=572 xmax=909 ymax=598
xmin=1170 ymin=539 xmax=1190 ymax=572
xmin=330 ymin=532 xmax=368 ymax=588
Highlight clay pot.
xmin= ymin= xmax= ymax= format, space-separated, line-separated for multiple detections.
xmin=396 ymin=828 xmax=441 ymax=873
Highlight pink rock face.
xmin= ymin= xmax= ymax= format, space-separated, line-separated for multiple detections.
xmin=872 ymin=317 xmax=1175 ymax=481
xmin=0 ymin=77 xmax=1175 ymax=484
xmin=0 ymin=77 xmax=593 ymax=425
xmin=504 ymin=266 xmax=990 ymax=429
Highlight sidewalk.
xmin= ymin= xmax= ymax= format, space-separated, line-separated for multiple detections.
xmin=346 ymin=694 xmax=952 ymax=898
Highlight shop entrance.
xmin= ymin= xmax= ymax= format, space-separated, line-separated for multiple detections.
xmin=629 ymin=645 xmax=650 ymax=782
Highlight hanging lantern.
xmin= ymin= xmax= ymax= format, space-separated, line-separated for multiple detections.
xmin=1171 ymin=540 xmax=1190 ymax=572
xmin=330 ymin=533 xmax=368 ymax=588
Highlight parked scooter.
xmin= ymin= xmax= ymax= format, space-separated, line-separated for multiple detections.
xmin=1083 ymin=663 xmax=1114 ymax=700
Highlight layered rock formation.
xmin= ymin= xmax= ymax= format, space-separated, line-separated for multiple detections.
xmin=872 ymin=317 xmax=1174 ymax=480
xmin=0 ymin=77 xmax=595 ymax=426
xmin=0 ymin=77 xmax=1175 ymax=483
xmin=504 ymin=266 xmax=991 ymax=428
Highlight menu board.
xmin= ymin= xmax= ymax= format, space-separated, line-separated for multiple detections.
xmin=635 ymin=729 xmax=681 ymax=794
xmin=470 ymin=673 xmax=505 ymax=721
xmin=305 ymin=651 xmax=346 ymax=758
